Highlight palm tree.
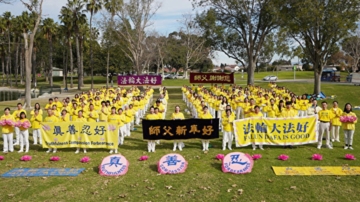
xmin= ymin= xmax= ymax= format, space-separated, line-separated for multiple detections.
xmin=60 ymin=0 xmax=87 ymax=90
xmin=85 ymin=0 xmax=102 ymax=90
xmin=0 ymin=16 xmax=6 ymax=86
xmin=41 ymin=18 xmax=58 ymax=86
xmin=3 ymin=11 xmax=12 ymax=87
xmin=104 ymin=0 xmax=122 ymax=87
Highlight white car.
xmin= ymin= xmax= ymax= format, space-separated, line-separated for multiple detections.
xmin=263 ymin=75 xmax=278 ymax=81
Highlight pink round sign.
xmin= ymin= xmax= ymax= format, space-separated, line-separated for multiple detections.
xmin=158 ymin=153 xmax=188 ymax=174
xmin=222 ymin=152 xmax=254 ymax=174
xmin=99 ymin=154 xmax=129 ymax=176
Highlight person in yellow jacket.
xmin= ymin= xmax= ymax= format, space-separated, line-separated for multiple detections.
xmin=44 ymin=109 xmax=59 ymax=153
xmin=108 ymin=107 xmax=121 ymax=154
xmin=263 ymin=99 xmax=279 ymax=118
xmin=222 ymin=109 xmax=235 ymax=151
xmin=145 ymin=107 xmax=159 ymax=152
xmin=87 ymin=104 xmax=99 ymax=122
xmin=1 ymin=107 xmax=15 ymax=153
xmin=342 ymin=103 xmax=357 ymax=150
xmin=123 ymin=106 xmax=132 ymax=137
xmin=280 ymin=101 xmax=298 ymax=118
xmin=117 ymin=108 xmax=127 ymax=145
xmin=75 ymin=110 xmax=88 ymax=154
xmin=18 ymin=112 xmax=31 ymax=153
xmin=298 ymin=94 xmax=309 ymax=117
xmin=251 ymin=106 xmax=264 ymax=150
xmin=12 ymin=103 xmax=26 ymax=146
xmin=59 ymin=109 xmax=70 ymax=122
xmin=330 ymin=101 xmax=343 ymax=142
xmin=30 ymin=109 xmax=43 ymax=145
xmin=99 ymin=101 xmax=109 ymax=122
xmin=171 ymin=105 xmax=186 ymax=151
xmin=199 ymin=106 xmax=213 ymax=151
xmin=317 ymin=101 xmax=334 ymax=149
xmin=30 ymin=103 xmax=43 ymax=117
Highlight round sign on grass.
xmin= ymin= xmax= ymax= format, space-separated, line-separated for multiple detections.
xmin=158 ymin=153 xmax=188 ymax=174
xmin=99 ymin=154 xmax=129 ymax=176
xmin=222 ymin=152 xmax=254 ymax=174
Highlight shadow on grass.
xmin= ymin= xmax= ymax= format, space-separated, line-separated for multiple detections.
xmin=92 ymin=166 xmax=99 ymax=173
xmin=149 ymin=164 xmax=158 ymax=173
xmin=210 ymin=162 xmax=222 ymax=172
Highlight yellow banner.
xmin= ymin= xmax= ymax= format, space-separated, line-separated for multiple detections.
xmin=40 ymin=122 xmax=119 ymax=149
xmin=272 ymin=166 xmax=360 ymax=175
xmin=233 ymin=116 xmax=318 ymax=147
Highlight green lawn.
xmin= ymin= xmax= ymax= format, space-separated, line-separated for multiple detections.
xmin=0 ymin=79 xmax=359 ymax=201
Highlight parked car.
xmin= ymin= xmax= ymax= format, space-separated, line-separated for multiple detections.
xmin=164 ymin=74 xmax=177 ymax=79
xmin=263 ymin=75 xmax=278 ymax=81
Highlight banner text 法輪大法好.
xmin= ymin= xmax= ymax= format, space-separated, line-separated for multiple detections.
xmin=233 ymin=116 xmax=318 ymax=147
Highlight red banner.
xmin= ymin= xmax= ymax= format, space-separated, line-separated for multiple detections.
xmin=189 ymin=72 xmax=234 ymax=84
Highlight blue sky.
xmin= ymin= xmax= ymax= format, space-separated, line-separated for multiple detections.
xmin=0 ymin=0 xmax=236 ymax=65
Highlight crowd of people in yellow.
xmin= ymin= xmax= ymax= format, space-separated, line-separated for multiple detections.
xmin=0 ymin=86 xmax=171 ymax=154
xmin=0 ymin=82 xmax=357 ymax=154
xmin=182 ymin=83 xmax=357 ymax=151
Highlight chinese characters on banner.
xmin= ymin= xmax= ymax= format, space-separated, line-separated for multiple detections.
xmin=117 ymin=75 xmax=162 ymax=85
xmin=40 ymin=122 xmax=119 ymax=149
xmin=142 ymin=119 xmax=219 ymax=140
xmin=189 ymin=73 xmax=234 ymax=84
xmin=233 ymin=116 xmax=318 ymax=147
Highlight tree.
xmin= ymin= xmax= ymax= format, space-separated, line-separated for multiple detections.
xmin=3 ymin=11 xmax=13 ymax=87
xmin=114 ymin=0 xmax=161 ymax=74
xmin=0 ymin=0 xmax=15 ymax=3
xmin=41 ymin=17 xmax=57 ymax=86
xmin=59 ymin=12 xmax=74 ymax=88
xmin=342 ymin=33 xmax=360 ymax=72
xmin=85 ymin=0 xmax=102 ymax=90
xmin=179 ymin=13 xmax=208 ymax=78
xmin=20 ymin=0 xmax=44 ymax=109
xmin=194 ymin=0 xmax=280 ymax=85
xmin=279 ymin=0 xmax=360 ymax=94
xmin=60 ymin=0 xmax=87 ymax=90
xmin=104 ymin=0 xmax=123 ymax=87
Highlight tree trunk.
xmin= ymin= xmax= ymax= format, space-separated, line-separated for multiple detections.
xmin=80 ymin=36 xmax=84 ymax=87
xmin=15 ymin=37 xmax=20 ymax=87
xmin=90 ymin=14 xmax=94 ymax=90
xmin=6 ymin=53 xmax=9 ymax=85
xmin=23 ymin=32 xmax=32 ymax=108
xmin=313 ymin=66 xmax=322 ymax=95
xmin=247 ymin=59 xmax=256 ymax=85
xmin=69 ymin=39 xmax=73 ymax=88
xmin=8 ymin=28 xmax=12 ymax=88
xmin=106 ymin=49 xmax=109 ymax=88
xmin=32 ymin=47 xmax=37 ymax=87
xmin=63 ymin=48 xmax=66 ymax=88
xmin=75 ymin=33 xmax=81 ymax=90
xmin=48 ymin=36 xmax=53 ymax=86
xmin=20 ymin=47 xmax=24 ymax=85
xmin=1 ymin=55 xmax=4 ymax=86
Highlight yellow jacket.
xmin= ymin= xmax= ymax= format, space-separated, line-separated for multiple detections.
xmin=342 ymin=112 xmax=357 ymax=130
xmin=330 ymin=108 xmax=343 ymax=126
xmin=30 ymin=114 xmax=43 ymax=129
xmin=19 ymin=119 xmax=31 ymax=131
xmin=222 ymin=115 xmax=235 ymax=132
xmin=1 ymin=114 xmax=15 ymax=133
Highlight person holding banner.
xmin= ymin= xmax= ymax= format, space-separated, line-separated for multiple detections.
xmin=317 ymin=101 xmax=334 ymax=149
xmin=60 ymin=109 xmax=70 ymax=122
xmin=298 ymin=94 xmax=309 ymax=117
xmin=145 ymin=107 xmax=158 ymax=152
xmin=171 ymin=105 xmax=185 ymax=151
xmin=342 ymin=103 xmax=357 ymax=150
xmin=18 ymin=112 xmax=31 ymax=153
xmin=330 ymin=101 xmax=342 ymax=142
xmin=1 ymin=107 xmax=15 ymax=153
xmin=199 ymin=106 xmax=213 ymax=151
xmin=75 ymin=110 xmax=88 ymax=154
xmin=264 ymin=99 xmax=279 ymax=118
xmin=222 ymin=109 xmax=234 ymax=150
xmin=252 ymin=106 xmax=264 ymax=150
xmin=44 ymin=109 xmax=59 ymax=153
xmin=30 ymin=109 xmax=43 ymax=145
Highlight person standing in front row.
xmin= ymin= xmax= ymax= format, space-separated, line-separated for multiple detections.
xmin=1 ymin=107 xmax=15 ymax=153
xmin=171 ymin=105 xmax=185 ymax=151
xmin=30 ymin=109 xmax=43 ymax=145
xmin=317 ymin=101 xmax=334 ymax=149
xmin=222 ymin=109 xmax=234 ymax=150
xmin=330 ymin=101 xmax=342 ymax=142
xmin=18 ymin=112 xmax=31 ymax=153
xmin=44 ymin=109 xmax=59 ymax=153
xmin=199 ymin=106 xmax=213 ymax=151
xmin=342 ymin=103 xmax=357 ymax=150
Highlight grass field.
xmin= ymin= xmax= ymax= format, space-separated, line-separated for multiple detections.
xmin=0 ymin=75 xmax=359 ymax=202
